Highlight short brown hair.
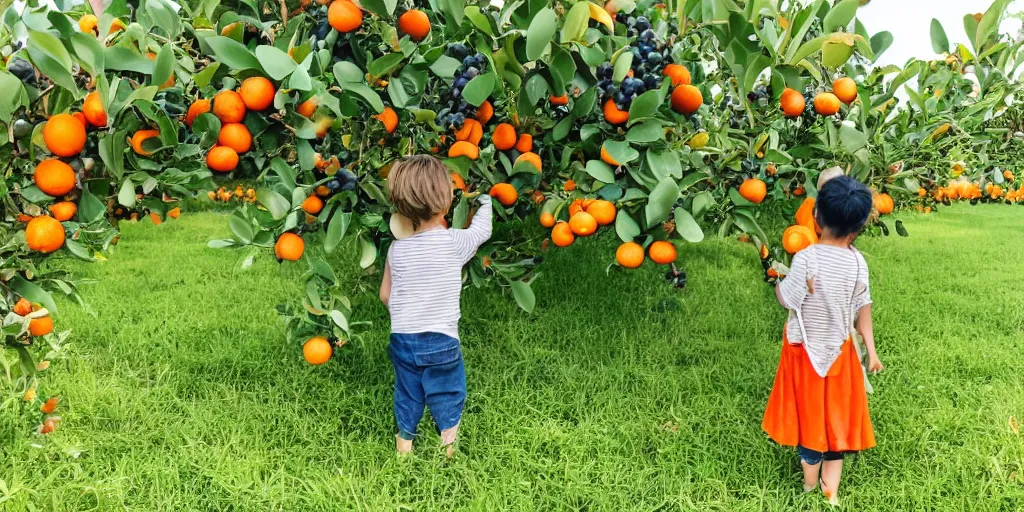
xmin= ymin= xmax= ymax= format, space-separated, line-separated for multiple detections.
xmin=386 ymin=155 xmax=452 ymax=230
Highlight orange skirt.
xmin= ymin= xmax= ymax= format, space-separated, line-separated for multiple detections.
xmin=762 ymin=331 xmax=876 ymax=453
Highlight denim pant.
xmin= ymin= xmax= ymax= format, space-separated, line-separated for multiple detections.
xmin=388 ymin=332 xmax=466 ymax=440
xmin=798 ymin=445 xmax=846 ymax=465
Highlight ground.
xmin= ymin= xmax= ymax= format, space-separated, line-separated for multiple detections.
xmin=2 ymin=204 xmax=1024 ymax=511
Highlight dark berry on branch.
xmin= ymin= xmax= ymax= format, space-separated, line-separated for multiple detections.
xmin=7 ymin=58 xmax=34 ymax=83
xmin=635 ymin=16 xmax=650 ymax=31
xmin=465 ymin=67 xmax=480 ymax=79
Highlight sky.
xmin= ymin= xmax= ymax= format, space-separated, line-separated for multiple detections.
xmin=857 ymin=0 xmax=1024 ymax=67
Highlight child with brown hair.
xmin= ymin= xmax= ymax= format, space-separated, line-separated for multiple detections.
xmin=379 ymin=155 xmax=492 ymax=456
xmin=762 ymin=175 xmax=883 ymax=506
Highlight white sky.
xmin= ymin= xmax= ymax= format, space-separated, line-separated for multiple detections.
xmin=857 ymin=0 xmax=1024 ymax=66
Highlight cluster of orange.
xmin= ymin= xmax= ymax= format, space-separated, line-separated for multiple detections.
xmin=779 ymin=191 xmax=896 ymax=255
xmin=601 ymin=63 xmax=697 ymax=126
xmin=10 ymin=297 xmax=53 ymax=338
xmin=931 ymin=172 xmax=1018 ymax=202
xmin=180 ymin=77 xmax=276 ymax=173
xmin=779 ymin=76 xmax=858 ymax=118
xmin=207 ymin=186 xmax=257 ymax=203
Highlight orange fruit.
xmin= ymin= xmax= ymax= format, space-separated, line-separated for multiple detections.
xmin=564 ymin=180 xmax=576 ymax=192
xmin=213 ymin=90 xmax=247 ymax=123
xmin=448 ymin=141 xmax=480 ymax=160
xmin=218 ymin=123 xmax=252 ymax=154
xmin=671 ymin=85 xmax=703 ymax=115
xmin=549 ymin=94 xmax=569 ymax=106
xmin=131 ymin=129 xmax=161 ymax=156
xmin=616 ymin=242 xmax=644 ymax=268
xmin=398 ymin=9 xmax=430 ymax=41
xmin=568 ymin=211 xmax=597 ymax=236
xmin=493 ymin=123 xmax=517 ymax=150
xmin=782 ymin=224 xmax=817 ymax=254
xmin=26 ymin=215 xmax=65 ymax=253
xmin=297 ymin=96 xmax=318 ymax=118
xmin=13 ymin=298 xmax=32 ymax=316
xmin=918 ymin=187 xmax=927 ymax=197
xmin=515 ymin=134 xmax=533 ymax=153
xmin=50 ymin=201 xmax=77 ymax=222
xmin=185 ymin=99 xmax=211 ymax=127
xmin=455 ymin=118 xmax=483 ymax=145
xmin=1003 ymin=170 xmax=1014 ymax=181
xmin=72 ymin=112 xmax=88 ymax=127
xmin=109 ymin=18 xmax=126 ymax=33
xmin=515 ymin=151 xmax=542 ymax=172
xmin=40 ymin=397 xmax=60 ymax=415
xmin=302 ymin=195 xmax=324 ymax=214
xmin=476 ymin=100 xmax=493 ymax=124
xmin=540 ymin=212 xmax=556 ymax=228
xmin=739 ymin=178 xmax=767 ymax=204
xmin=551 ymin=221 xmax=575 ymax=247
xmin=568 ymin=198 xmax=584 ymax=217
xmin=316 ymin=185 xmax=331 ymax=197
xmin=40 ymin=418 xmax=57 ymax=434
xmin=780 ymin=88 xmax=805 ymax=117
xmin=328 ymin=0 xmax=363 ymax=33
xmin=813 ymin=92 xmax=841 ymax=116
xmin=585 ymin=200 xmax=616 ymax=225
xmin=662 ymin=63 xmax=691 ymax=87
xmin=207 ymin=146 xmax=239 ymax=173
xmin=794 ymin=197 xmax=820 ymax=233
xmin=375 ymin=106 xmax=399 ymax=134
xmin=275 ymin=232 xmax=305 ymax=261
xmin=874 ymin=193 xmax=894 ymax=215
xmin=30 ymin=315 xmax=53 ymax=336
xmin=34 ymin=160 xmax=76 ymax=197
xmin=303 ymin=336 xmax=333 ymax=365
xmin=82 ymin=91 xmax=107 ymax=127
xmin=832 ymin=77 xmax=858 ymax=104
xmin=168 ymin=207 xmax=181 ymax=219
xmin=603 ymin=99 xmax=629 ymax=124
xmin=450 ymin=173 xmax=467 ymax=191
xmin=489 ymin=183 xmax=518 ymax=206
xmin=42 ymin=113 xmax=87 ymax=157
xmin=79 ymin=14 xmax=98 ymax=34
xmin=239 ymin=76 xmax=276 ymax=111
xmin=600 ymin=145 xmax=620 ymax=166
xmin=648 ymin=240 xmax=677 ymax=264
xmin=150 ymin=212 xmax=163 ymax=225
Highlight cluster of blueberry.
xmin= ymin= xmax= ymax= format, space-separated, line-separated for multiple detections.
xmin=436 ymin=44 xmax=487 ymax=129
xmin=596 ymin=16 xmax=673 ymax=111
xmin=321 ymin=153 xmax=358 ymax=194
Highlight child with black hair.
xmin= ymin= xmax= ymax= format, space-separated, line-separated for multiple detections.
xmin=762 ymin=176 xmax=884 ymax=506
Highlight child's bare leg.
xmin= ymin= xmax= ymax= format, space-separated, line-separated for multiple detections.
xmin=801 ymin=460 xmax=821 ymax=492
xmin=396 ymin=434 xmax=413 ymax=454
xmin=821 ymin=457 xmax=844 ymax=506
xmin=440 ymin=423 xmax=459 ymax=458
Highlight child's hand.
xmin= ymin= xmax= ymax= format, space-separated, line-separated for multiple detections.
xmin=867 ymin=353 xmax=884 ymax=374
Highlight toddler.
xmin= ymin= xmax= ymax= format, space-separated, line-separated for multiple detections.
xmin=379 ymin=155 xmax=492 ymax=456
xmin=762 ymin=176 xmax=884 ymax=506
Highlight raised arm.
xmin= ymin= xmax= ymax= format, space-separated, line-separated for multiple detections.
xmin=452 ymin=195 xmax=493 ymax=263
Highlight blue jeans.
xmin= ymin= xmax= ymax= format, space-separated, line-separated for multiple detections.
xmin=388 ymin=332 xmax=466 ymax=440
xmin=798 ymin=445 xmax=846 ymax=465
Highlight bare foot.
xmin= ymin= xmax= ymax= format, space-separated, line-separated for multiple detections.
xmin=801 ymin=460 xmax=821 ymax=493
xmin=396 ymin=435 xmax=412 ymax=454
xmin=441 ymin=424 xmax=459 ymax=459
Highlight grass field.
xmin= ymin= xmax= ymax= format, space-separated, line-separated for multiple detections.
xmin=3 ymin=204 xmax=1024 ymax=510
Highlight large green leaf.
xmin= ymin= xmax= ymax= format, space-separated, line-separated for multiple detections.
xmin=259 ymin=189 xmax=292 ymax=220
xmin=585 ymin=160 xmax=616 ymax=183
xmin=462 ymin=72 xmax=494 ymax=107
xmin=10 ymin=276 xmax=58 ymax=314
xmin=151 ymin=44 xmax=175 ymax=89
xmin=615 ymin=210 xmax=641 ymax=242
xmin=0 ymin=71 xmax=28 ymax=122
xmin=206 ymin=36 xmax=262 ymax=71
xmin=626 ymin=120 xmax=663 ymax=143
xmin=869 ymin=31 xmax=893 ymax=58
xmin=526 ymin=8 xmax=556 ymax=61
xmin=324 ymin=211 xmax=351 ymax=253
xmin=839 ymin=122 xmax=867 ymax=153
xmin=975 ymin=0 xmax=1010 ymax=52
xmin=510 ymin=280 xmax=536 ymax=313
xmin=612 ymin=51 xmax=632 ymax=83
xmin=430 ymin=55 xmax=461 ymax=77
xmin=117 ymin=179 xmax=136 ymax=207
xmin=603 ymin=140 xmax=640 ymax=164
xmin=255 ymin=45 xmax=297 ymax=79
xmin=645 ymin=177 xmax=679 ymax=226
xmin=821 ymin=32 xmax=855 ymax=68
xmin=627 ymin=89 xmax=661 ymax=121
xmin=822 ymin=0 xmax=858 ymax=32
xmin=787 ymin=34 xmax=825 ymax=65
xmin=647 ymin=150 xmax=683 ymax=180
xmin=560 ymin=2 xmax=590 ymax=43
xmin=367 ymin=52 xmax=405 ymax=78
xmin=930 ymin=18 xmax=949 ymax=54
xmin=229 ymin=215 xmax=254 ymax=244
xmin=673 ymin=207 xmax=703 ymax=243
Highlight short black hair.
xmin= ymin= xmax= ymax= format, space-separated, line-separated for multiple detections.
xmin=815 ymin=176 xmax=873 ymax=237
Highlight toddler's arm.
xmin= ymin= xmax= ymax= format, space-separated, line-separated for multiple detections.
xmin=452 ymin=195 xmax=493 ymax=263
xmin=380 ymin=258 xmax=392 ymax=308
xmin=856 ymin=304 xmax=883 ymax=373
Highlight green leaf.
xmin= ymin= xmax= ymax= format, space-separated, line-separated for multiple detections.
xmin=645 ymin=177 xmax=679 ymax=226
xmin=673 ymin=207 xmax=704 ymax=243
xmin=28 ymin=30 xmax=72 ymax=70
xmin=647 ymin=150 xmax=683 ymax=180
xmin=10 ymin=276 xmax=58 ymax=314
xmin=553 ymin=115 xmax=574 ymax=141
xmin=192 ymin=113 xmax=222 ymax=148
xmin=358 ymin=235 xmax=377 ymax=269
xmin=510 ymin=280 xmax=536 ymax=313
xmin=930 ymin=18 xmax=949 ymax=54
xmin=462 ymin=73 xmax=495 ymax=107
xmin=585 ymin=160 xmax=616 ymax=183
xmin=822 ymin=33 xmax=855 ymax=68
xmin=334 ymin=61 xmax=365 ymax=82
xmin=324 ymin=211 xmax=351 ymax=253
xmin=27 ymin=31 xmax=79 ymax=94
xmin=822 ymin=0 xmax=858 ymax=32
xmin=526 ymin=8 xmax=556 ymax=61
xmin=259 ymin=189 xmax=292 ymax=220
xmin=343 ymin=82 xmax=385 ymax=113
xmin=151 ymin=44 xmax=174 ymax=87
xmin=615 ymin=210 xmax=641 ymax=242
xmin=330 ymin=310 xmax=350 ymax=334
xmin=64 ymin=239 xmax=94 ymax=261
xmin=229 ymin=215 xmax=254 ymax=244
xmin=603 ymin=140 xmax=639 ymax=164
xmin=612 ymin=51 xmax=633 ymax=83
xmin=466 ymin=6 xmax=495 ymax=36
xmin=255 ymin=45 xmax=297 ymax=80
xmin=787 ymin=34 xmax=825 ymax=65
xmin=206 ymin=36 xmax=262 ymax=71
xmin=838 ymin=122 xmax=867 ymax=153
xmin=78 ymin=189 xmax=106 ymax=224
xmin=117 ymin=179 xmax=136 ymax=207
xmin=626 ymin=120 xmax=663 ymax=143
xmin=0 ymin=71 xmax=28 ymax=122
xmin=429 ymin=55 xmax=461 ymax=77
xmin=289 ymin=66 xmax=312 ymax=91
xmin=104 ymin=47 xmax=154 ymax=73
xmin=69 ymin=33 xmax=105 ymax=76
xmin=560 ymin=2 xmax=590 ymax=43
xmin=870 ymin=31 xmax=893 ymax=58
xmin=975 ymin=0 xmax=1009 ymax=51
xmin=572 ymin=87 xmax=597 ymax=118
xmin=627 ymin=89 xmax=661 ymax=121
xmin=367 ymin=53 xmax=405 ymax=79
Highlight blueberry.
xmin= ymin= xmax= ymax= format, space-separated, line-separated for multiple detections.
xmin=465 ymin=67 xmax=480 ymax=79
xmin=327 ymin=179 xmax=342 ymax=191
xmin=597 ymin=63 xmax=612 ymax=79
xmin=633 ymin=67 xmax=645 ymax=79
xmin=452 ymin=113 xmax=465 ymax=126
xmin=626 ymin=16 xmax=636 ymax=26
xmin=641 ymin=29 xmax=655 ymax=41
xmin=451 ymin=88 xmax=461 ymax=99
xmin=341 ymin=181 xmax=357 ymax=191
xmin=12 ymin=119 xmax=33 ymax=139
xmin=647 ymin=53 xmax=662 ymax=65
xmin=631 ymin=47 xmax=642 ymax=60
xmin=644 ymin=75 xmax=658 ymax=89
xmin=462 ymin=55 xmax=475 ymax=67
xmin=7 ymin=58 xmax=34 ymax=83
xmin=614 ymin=91 xmax=627 ymax=104
xmin=454 ymin=77 xmax=468 ymax=88
xmin=635 ymin=16 xmax=650 ymax=31
xmin=448 ymin=43 xmax=469 ymax=59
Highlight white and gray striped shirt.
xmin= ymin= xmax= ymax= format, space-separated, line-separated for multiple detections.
xmin=779 ymin=244 xmax=871 ymax=377
xmin=386 ymin=195 xmax=493 ymax=339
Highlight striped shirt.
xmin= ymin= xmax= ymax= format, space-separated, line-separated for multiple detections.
xmin=779 ymin=244 xmax=871 ymax=377
xmin=386 ymin=195 xmax=493 ymax=339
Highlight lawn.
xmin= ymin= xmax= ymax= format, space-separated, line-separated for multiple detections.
xmin=3 ymin=204 xmax=1024 ymax=510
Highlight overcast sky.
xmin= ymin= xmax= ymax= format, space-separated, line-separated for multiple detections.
xmin=857 ymin=0 xmax=1024 ymax=66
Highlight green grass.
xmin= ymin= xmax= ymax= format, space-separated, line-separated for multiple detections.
xmin=4 ymin=204 xmax=1024 ymax=510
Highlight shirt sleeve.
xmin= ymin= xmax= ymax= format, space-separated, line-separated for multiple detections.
xmin=778 ymin=250 xmax=809 ymax=311
xmin=451 ymin=194 xmax=493 ymax=264
xmin=853 ymin=250 xmax=872 ymax=309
